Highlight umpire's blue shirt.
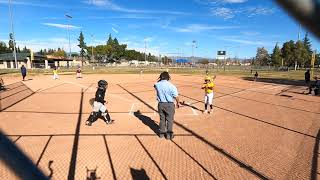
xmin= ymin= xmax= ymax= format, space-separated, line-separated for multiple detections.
xmin=154 ymin=80 xmax=178 ymax=103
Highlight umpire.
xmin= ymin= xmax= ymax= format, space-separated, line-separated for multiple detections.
xmin=154 ymin=72 xmax=180 ymax=140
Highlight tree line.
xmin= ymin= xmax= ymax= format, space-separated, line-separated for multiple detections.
xmin=255 ymin=33 xmax=320 ymax=67
xmin=0 ymin=33 xmax=30 ymax=54
xmin=78 ymin=32 xmax=160 ymax=63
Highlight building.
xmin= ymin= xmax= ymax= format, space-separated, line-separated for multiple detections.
xmin=0 ymin=53 xmax=30 ymax=69
xmin=0 ymin=53 xmax=73 ymax=69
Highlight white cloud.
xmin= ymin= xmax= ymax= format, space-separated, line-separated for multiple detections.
xmin=245 ymin=7 xmax=274 ymax=17
xmin=0 ymin=0 xmax=59 ymax=8
xmin=223 ymin=0 xmax=247 ymax=3
xmin=195 ymin=0 xmax=247 ymax=5
xmin=144 ymin=37 xmax=153 ymax=42
xmin=211 ymin=8 xmax=234 ymax=19
xmin=42 ymin=23 xmax=81 ymax=29
xmin=83 ymin=0 xmax=188 ymax=15
xmin=111 ymin=27 xmax=119 ymax=33
xmin=211 ymin=6 xmax=274 ymax=19
xmin=221 ymin=37 xmax=273 ymax=46
xmin=172 ymin=24 xmax=240 ymax=32
xmin=241 ymin=31 xmax=260 ymax=36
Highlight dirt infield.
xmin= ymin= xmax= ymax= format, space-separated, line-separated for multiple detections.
xmin=0 ymin=74 xmax=319 ymax=179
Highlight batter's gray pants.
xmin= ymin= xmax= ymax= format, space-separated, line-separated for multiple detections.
xmin=158 ymin=102 xmax=175 ymax=134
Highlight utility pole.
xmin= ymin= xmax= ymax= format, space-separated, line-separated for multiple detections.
xmin=65 ymin=14 xmax=72 ymax=59
xmin=311 ymin=50 xmax=316 ymax=77
xmin=91 ymin=34 xmax=94 ymax=62
xmin=8 ymin=0 xmax=17 ymax=69
xmin=144 ymin=39 xmax=147 ymax=63
xmin=192 ymin=40 xmax=196 ymax=65
xmin=295 ymin=24 xmax=301 ymax=71
xmin=298 ymin=24 xmax=301 ymax=41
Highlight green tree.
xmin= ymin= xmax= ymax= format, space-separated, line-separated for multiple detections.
xmin=303 ymin=32 xmax=313 ymax=65
xmin=52 ymin=49 xmax=66 ymax=57
xmin=281 ymin=40 xmax=295 ymax=66
xmin=124 ymin=49 xmax=144 ymax=60
xmin=255 ymin=47 xmax=269 ymax=66
xmin=0 ymin=41 xmax=10 ymax=53
xmin=270 ymin=43 xmax=282 ymax=66
xmin=303 ymin=33 xmax=312 ymax=56
xmin=199 ymin=58 xmax=209 ymax=64
xmin=294 ymin=40 xmax=309 ymax=66
xmin=22 ymin=46 xmax=30 ymax=53
xmin=315 ymin=53 xmax=320 ymax=66
xmin=107 ymin=34 xmax=114 ymax=46
xmin=78 ymin=31 xmax=87 ymax=62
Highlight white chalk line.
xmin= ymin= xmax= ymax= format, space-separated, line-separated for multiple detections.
xmin=129 ymin=103 xmax=135 ymax=116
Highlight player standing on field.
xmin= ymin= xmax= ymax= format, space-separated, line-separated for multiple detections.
xmin=53 ymin=67 xmax=59 ymax=80
xmin=202 ymin=76 xmax=215 ymax=114
xmin=76 ymin=66 xmax=82 ymax=79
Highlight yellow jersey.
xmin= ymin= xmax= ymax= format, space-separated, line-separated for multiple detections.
xmin=53 ymin=70 xmax=58 ymax=75
xmin=202 ymin=82 xmax=214 ymax=94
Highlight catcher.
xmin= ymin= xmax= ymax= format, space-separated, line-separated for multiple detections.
xmin=86 ymin=80 xmax=112 ymax=126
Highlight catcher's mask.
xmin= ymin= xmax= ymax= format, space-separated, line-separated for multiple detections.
xmin=98 ymin=80 xmax=108 ymax=89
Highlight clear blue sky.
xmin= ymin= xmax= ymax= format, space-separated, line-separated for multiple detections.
xmin=0 ymin=0 xmax=319 ymax=58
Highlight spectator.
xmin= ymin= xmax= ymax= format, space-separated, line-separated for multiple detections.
xmin=20 ymin=65 xmax=27 ymax=81
xmin=305 ymin=69 xmax=311 ymax=86
xmin=254 ymin=71 xmax=258 ymax=81
xmin=0 ymin=78 xmax=4 ymax=90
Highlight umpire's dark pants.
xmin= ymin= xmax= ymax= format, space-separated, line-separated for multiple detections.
xmin=158 ymin=102 xmax=175 ymax=134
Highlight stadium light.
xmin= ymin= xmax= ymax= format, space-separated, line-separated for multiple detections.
xmin=65 ymin=14 xmax=72 ymax=59
xmin=8 ymin=0 xmax=18 ymax=69
xmin=192 ymin=40 xmax=197 ymax=64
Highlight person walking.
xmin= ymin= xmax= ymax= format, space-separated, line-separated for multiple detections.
xmin=305 ymin=69 xmax=311 ymax=93
xmin=254 ymin=71 xmax=259 ymax=81
xmin=20 ymin=65 xmax=27 ymax=81
xmin=154 ymin=72 xmax=179 ymax=140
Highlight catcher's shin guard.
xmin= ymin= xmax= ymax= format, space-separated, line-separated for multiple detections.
xmin=100 ymin=110 xmax=111 ymax=124
xmin=86 ymin=112 xmax=99 ymax=126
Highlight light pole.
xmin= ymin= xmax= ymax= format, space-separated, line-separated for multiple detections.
xmin=65 ymin=14 xmax=72 ymax=59
xmin=144 ymin=38 xmax=147 ymax=63
xmin=192 ymin=40 xmax=196 ymax=64
xmin=8 ymin=0 xmax=17 ymax=69
xmin=91 ymin=34 xmax=94 ymax=62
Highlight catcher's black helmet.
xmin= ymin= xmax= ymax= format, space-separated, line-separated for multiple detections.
xmin=98 ymin=80 xmax=108 ymax=88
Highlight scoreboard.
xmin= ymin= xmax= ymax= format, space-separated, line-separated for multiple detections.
xmin=217 ymin=51 xmax=227 ymax=60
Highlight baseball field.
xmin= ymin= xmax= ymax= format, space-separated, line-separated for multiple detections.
xmin=0 ymin=73 xmax=319 ymax=179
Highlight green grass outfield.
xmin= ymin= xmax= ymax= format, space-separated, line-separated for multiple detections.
xmin=0 ymin=66 xmax=319 ymax=81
